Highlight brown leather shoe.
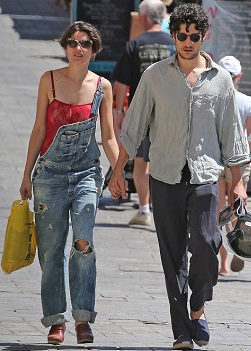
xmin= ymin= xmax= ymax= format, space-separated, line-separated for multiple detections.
xmin=75 ymin=322 xmax=94 ymax=343
xmin=48 ymin=324 xmax=65 ymax=345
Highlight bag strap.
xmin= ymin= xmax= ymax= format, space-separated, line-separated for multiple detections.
xmin=90 ymin=77 xmax=104 ymax=118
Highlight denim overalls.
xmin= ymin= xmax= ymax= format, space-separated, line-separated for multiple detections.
xmin=33 ymin=80 xmax=104 ymax=327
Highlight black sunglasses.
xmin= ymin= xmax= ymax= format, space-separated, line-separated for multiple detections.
xmin=176 ymin=33 xmax=202 ymax=43
xmin=66 ymin=38 xmax=93 ymax=49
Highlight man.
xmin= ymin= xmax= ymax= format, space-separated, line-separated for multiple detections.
xmin=217 ymin=55 xmax=251 ymax=275
xmin=112 ymin=0 xmax=174 ymax=226
xmin=109 ymin=3 xmax=250 ymax=350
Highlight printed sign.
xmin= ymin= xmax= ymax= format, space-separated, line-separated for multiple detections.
xmin=202 ymin=0 xmax=251 ymax=94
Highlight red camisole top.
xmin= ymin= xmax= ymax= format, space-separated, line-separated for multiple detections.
xmin=40 ymin=71 xmax=100 ymax=156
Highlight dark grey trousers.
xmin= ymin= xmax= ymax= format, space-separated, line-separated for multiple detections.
xmin=150 ymin=165 xmax=221 ymax=339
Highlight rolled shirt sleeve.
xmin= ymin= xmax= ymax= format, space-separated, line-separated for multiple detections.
xmin=120 ymin=73 xmax=154 ymax=159
xmin=219 ymin=89 xmax=250 ymax=167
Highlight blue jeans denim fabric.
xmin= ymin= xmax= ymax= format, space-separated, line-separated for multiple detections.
xmin=33 ymin=119 xmax=104 ymax=327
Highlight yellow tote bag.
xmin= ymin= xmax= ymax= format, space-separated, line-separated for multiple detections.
xmin=1 ymin=200 xmax=36 ymax=274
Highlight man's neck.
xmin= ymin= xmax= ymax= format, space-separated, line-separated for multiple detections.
xmin=146 ymin=23 xmax=162 ymax=32
xmin=177 ymin=52 xmax=207 ymax=74
xmin=177 ymin=52 xmax=208 ymax=87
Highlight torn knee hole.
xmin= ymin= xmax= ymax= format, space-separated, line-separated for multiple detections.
xmin=35 ymin=202 xmax=48 ymax=213
xmin=74 ymin=240 xmax=92 ymax=254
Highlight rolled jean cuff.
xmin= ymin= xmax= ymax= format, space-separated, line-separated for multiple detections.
xmin=72 ymin=309 xmax=97 ymax=323
xmin=41 ymin=311 xmax=70 ymax=327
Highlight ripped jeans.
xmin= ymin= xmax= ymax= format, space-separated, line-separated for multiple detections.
xmin=32 ymin=119 xmax=104 ymax=327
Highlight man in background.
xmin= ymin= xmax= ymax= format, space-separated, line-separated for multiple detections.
xmin=112 ymin=0 xmax=174 ymax=226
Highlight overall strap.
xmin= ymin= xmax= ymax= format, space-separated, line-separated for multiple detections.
xmin=90 ymin=77 xmax=104 ymax=118
xmin=50 ymin=70 xmax=56 ymax=99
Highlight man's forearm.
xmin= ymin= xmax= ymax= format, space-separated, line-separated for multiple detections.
xmin=115 ymin=82 xmax=128 ymax=112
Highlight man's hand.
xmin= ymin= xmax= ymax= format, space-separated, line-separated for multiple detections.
xmin=108 ymin=145 xmax=130 ymax=199
xmin=109 ymin=171 xmax=128 ymax=199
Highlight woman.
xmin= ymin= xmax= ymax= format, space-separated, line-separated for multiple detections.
xmin=20 ymin=21 xmax=119 ymax=345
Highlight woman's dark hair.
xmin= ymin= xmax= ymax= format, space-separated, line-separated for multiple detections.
xmin=58 ymin=21 xmax=102 ymax=54
xmin=169 ymin=3 xmax=209 ymax=36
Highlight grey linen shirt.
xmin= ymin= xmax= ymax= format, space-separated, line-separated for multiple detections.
xmin=120 ymin=52 xmax=250 ymax=185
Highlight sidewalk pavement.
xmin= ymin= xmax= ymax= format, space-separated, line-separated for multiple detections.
xmin=0 ymin=1 xmax=250 ymax=350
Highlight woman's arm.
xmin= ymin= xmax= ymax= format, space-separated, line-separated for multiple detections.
xmin=20 ymin=72 xmax=50 ymax=199
xmin=99 ymin=78 xmax=120 ymax=170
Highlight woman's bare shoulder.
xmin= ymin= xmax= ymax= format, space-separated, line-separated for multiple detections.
xmin=100 ymin=76 xmax=112 ymax=92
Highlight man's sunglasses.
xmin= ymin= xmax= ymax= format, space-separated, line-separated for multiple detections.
xmin=176 ymin=33 xmax=202 ymax=42
xmin=66 ymin=38 xmax=93 ymax=49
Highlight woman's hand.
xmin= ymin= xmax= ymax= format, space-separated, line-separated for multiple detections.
xmin=108 ymin=145 xmax=130 ymax=199
xmin=109 ymin=170 xmax=128 ymax=199
xmin=20 ymin=176 xmax=32 ymax=200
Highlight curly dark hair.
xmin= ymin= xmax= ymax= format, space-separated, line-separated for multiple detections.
xmin=58 ymin=21 xmax=102 ymax=54
xmin=169 ymin=3 xmax=209 ymax=36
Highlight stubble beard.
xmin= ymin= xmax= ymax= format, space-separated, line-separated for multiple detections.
xmin=177 ymin=48 xmax=200 ymax=61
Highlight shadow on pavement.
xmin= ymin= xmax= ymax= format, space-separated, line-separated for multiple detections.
xmin=95 ymin=222 xmax=156 ymax=234
xmin=0 ymin=343 xmax=173 ymax=351
xmin=218 ymin=277 xmax=251 ymax=283
xmin=0 ymin=0 xmax=70 ymax=40
xmin=9 ymin=17 xmax=70 ymax=40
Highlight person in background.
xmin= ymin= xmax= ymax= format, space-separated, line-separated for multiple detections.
xmin=218 ymin=55 xmax=251 ymax=275
xmin=112 ymin=0 xmax=175 ymax=226
xmin=109 ymin=4 xmax=250 ymax=350
xmin=161 ymin=0 xmax=174 ymax=34
xmin=20 ymin=21 xmax=119 ymax=345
